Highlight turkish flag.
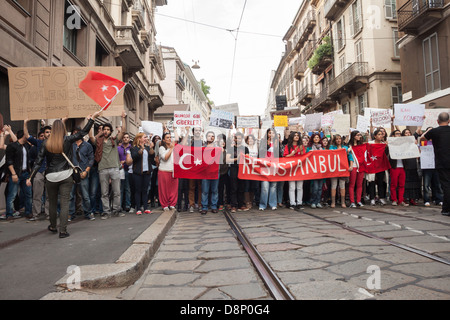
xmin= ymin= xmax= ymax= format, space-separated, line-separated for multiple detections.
xmin=173 ymin=145 xmax=221 ymax=180
xmin=79 ymin=71 xmax=126 ymax=111
xmin=352 ymin=143 xmax=390 ymax=174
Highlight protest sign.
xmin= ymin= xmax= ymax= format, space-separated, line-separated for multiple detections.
xmin=304 ymin=113 xmax=323 ymax=132
xmin=387 ymin=136 xmax=420 ymax=160
xmin=238 ymin=149 xmax=350 ymax=182
xmin=422 ymin=108 xmax=450 ymax=130
xmin=321 ymin=114 xmax=334 ymax=128
xmin=394 ymin=104 xmax=425 ymax=126
xmin=274 ymin=115 xmax=288 ymax=127
xmin=141 ymin=121 xmax=163 ymax=138
xmin=174 ymin=111 xmax=202 ymax=127
xmin=270 ymin=107 xmax=301 ymax=119
xmin=236 ymin=116 xmax=260 ymax=129
xmin=332 ymin=114 xmax=351 ymax=136
xmin=356 ymin=115 xmax=370 ymax=133
xmin=209 ymin=109 xmax=234 ymax=129
xmin=261 ymin=120 xmax=273 ymax=132
xmin=371 ymin=109 xmax=392 ymax=127
xmin=8 ymin=66 xmax=124 ymax=120
xmin=420 ymin=145 xmax=435 ymax=169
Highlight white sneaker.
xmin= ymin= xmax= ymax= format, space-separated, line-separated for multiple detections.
xmin=271 ymin=207 xmax=277 ymax=210
xmin=380 ymin=199 xmax=387 ymax=206
xmin=349 ymin=203 xmax=356 ymax=208
xmin=311 ymin=204 xmax=316 ymax=209
xmin=357 ymin=202 xmax=365 ymax=207
xmin=424 ymin=202 xmax=431 ymax=207
xmin=370 ymin=200 xmax=376 ymax=206
xmin=259 ymin=208 xmax=265 ymax=211
xmin=316 ymin=203 xmax=323 ymax=208
xmin=392 ymin=201 xmax=398 ymax=206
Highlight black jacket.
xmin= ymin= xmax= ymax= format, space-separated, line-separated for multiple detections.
xmin=5 ymin=141 xmax=32 ymax=176
xmin=30 ymin=119 xmax=95 ymax=180
xmin=130 ymin=145 xmax=154 ymax=175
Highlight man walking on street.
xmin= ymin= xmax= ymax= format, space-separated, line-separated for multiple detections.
xmin=95 ymin=111 xmax=127 ymax=219
xmin=69 ymin=127 xmax=95 ymax=221
xmin=118 ymin=133 xmax=132 ymax=212
xmin=422 ymin=112 xmax=450 ymax=216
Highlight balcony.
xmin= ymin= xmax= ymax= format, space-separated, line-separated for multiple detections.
xmin=114 ymin=26 xmax=145 ymax=71
xmin=294 ymin=10 xmax=317 ymax=51
xmin=298 ymin=85 xmax=315 ymax=105
xmin=328 ymin=62 xmax=369 ymax=97
xmin=311 ymin=85 xmax=336 ymax=110
xmin=176 ymin=75 xmax=186 ymax=91
xmin=149 ymin=83 xmax=164 ymax=108
xmin=398 ymin=0 xmax=446 ymax=34
xmin=324 ymin=0 xmax=351 ymax=21
xmin=294 ymin=59 xmax=307 ymax=80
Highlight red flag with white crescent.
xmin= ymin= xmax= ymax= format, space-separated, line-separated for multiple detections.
xmin=173 ymin=145 xmax=221 ymax=180
xmin=352 ymin=143 xmax=390 ymax=174
xmin=79 ymin=71 xmax=126 ymax=111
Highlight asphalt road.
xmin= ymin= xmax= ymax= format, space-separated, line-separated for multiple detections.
xmin=0 ymin=211 xmax=161 ymax=300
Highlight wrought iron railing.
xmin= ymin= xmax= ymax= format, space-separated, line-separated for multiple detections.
xmin=328 ymin=62 xmax=368 ymax=95
xmin=398 ymin=0 xmax=445 ymax=31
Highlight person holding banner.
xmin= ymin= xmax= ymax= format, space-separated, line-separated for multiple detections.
xmin=200 ymin=131 xmax=219 ymax=215
xmin=227 ymin=132 xmax=249 ymax=213
xmin=27 ymin=111 xmax=101 ymax=238
xmin=368 ymin=129 xmax=389 ymax=206
xmin=258 ymin=128 xmax=279 ymax=211
xmin=421 ymin=112 xmax=450 ymax=216
xmin=283 ymin=131 xmax=305 ymax=210
xmin=329 ymin=134 xmax=353 ymax=208
xmin=307 ymin=133 xmax=325 ymax=209
xmin=387 ymin=130 xmax=409 ymax=207
xmin=158 ymin=132 xmax=178 ymax=211
xmin=348 ymin=130 xmax=366 ymax=208
xmin=245 ymin=134 xmax=260 ymax=209
xmin=401 ymin=129 xmax=422 ymax=206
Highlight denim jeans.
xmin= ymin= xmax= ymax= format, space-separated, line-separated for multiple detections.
xmin=120 ymin=170 xmax=131 ymax=210
xmin=310 ymin=179 xmax=323 ymax=205
xmin=6 ymin=171 xmax=32 ymax=217
xmin=423 ymin=169 xmax=443 ymax=204
xmin=277 ymin=181 xmax=285 ymax=204
xmin=69 ymin=177 xmax=91 ymax=218
xmin=201 ymin=178 xmax=219 ymax=210
xmin=259 ymin=181 xmax=277 ymax=209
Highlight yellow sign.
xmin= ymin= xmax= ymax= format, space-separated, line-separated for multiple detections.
xmin=274 ymin=115 xmax=288 ymax=127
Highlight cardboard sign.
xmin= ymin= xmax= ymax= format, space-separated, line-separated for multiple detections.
xmin=420 ymin=145 xmax=435 ymax=169
xmin=321 ymin=114 xmax=334 ymax=128
xmin=304 ymin=113 xmax=323 ymax=132
xmin=387 ymin=136 xmax=420 ymax=160
xmin=270 ymin=107 xmax=301 ymax=119
xmin=174 ymin=111 xmax=202 ymax=127
xmin=141 ymin=121 xmax=163 ymax=138
xmin=421 ymin=108 xmax=450 ymax=130
xmin=394 ymin=104 xmax=425 ymax=126
xmin=371 ymin=109 xmax=392 ymax=127
xmin=274 ymin=115 xmax=288 ymax=127
xmin=236 ymin=116 xmax=260 ymax=129
xmin=332 ymin=114 xmax=351 ymax=136
xmin=8 ymin=67 xmax=124 ymax=120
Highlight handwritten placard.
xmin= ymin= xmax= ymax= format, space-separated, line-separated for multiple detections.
xmin=209 ymin=109 xmax=234 ymax=129
xmin=174 ymin=111 xmax=202 ymax=127
xmin=420 ymin=145 xmax=435 ymax=169
xmin=274 ymin=115 xmax=288 ymax=127
xmin=7 ymin=66 xmax=124 ymax=120
xmin=371 ymin=109 xmax=392 ymax=127
xmin=321 ymin=114 xmax=334 ymax=128
xmin=394 ymin=104 xmax=425 ymax=126
xmin=305 ymin=113 xmax=323 ymax=132
xmin=387 ymin=136 xmax=420 ymax=160
xmin=236 ymin=116 xmax=260 ymax=129
xmin=421 ymin=108 xmax=450 ymax=130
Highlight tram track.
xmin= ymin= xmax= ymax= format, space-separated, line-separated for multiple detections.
xmin=224 ymin=206 xmax=450 ymax=299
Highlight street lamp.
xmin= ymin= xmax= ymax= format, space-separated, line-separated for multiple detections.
xmin=192 ymin=60 xmax=200 ymax=69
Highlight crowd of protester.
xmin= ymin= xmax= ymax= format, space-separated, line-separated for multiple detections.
xmin=0 ymin=111 xmax=449 ymax=238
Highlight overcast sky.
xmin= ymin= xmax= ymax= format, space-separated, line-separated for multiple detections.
xmin=155 ymin=0 xmax=302 ymax=116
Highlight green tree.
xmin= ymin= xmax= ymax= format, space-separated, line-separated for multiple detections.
xmin=199 ymin=79 xmax=214 ymax=105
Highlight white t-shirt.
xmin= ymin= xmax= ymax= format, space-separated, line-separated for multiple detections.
xmin=159 ymin=146 xmax=173 ymax=172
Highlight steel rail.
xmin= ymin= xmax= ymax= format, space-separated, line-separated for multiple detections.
xmin=301 ymin=210 xmax=450 ymax=266
xmin=223 ymin=209 xmax=295 ymax=300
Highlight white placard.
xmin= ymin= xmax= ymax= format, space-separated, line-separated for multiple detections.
xmin=387 ymin=136 xmax=420 ymax=160
xmin=305 ymin=113 xmax=323 ymax=132
xmin=209 ymin=109 xmax=234 ymax=129
xmin=371 ymin=109 xmax=392 ymax=126
xmin=394 ymin=104 xmax=425 ymax=126
xmin=356 ymin=115 xmax=370 ymax=133
xmin=141 ymin=121 xmax=163 ymax=138
xmin=174 ymin=111 xmax=202 ymax=128
xmin=420 ymin=145 xmax=435 ymax=169
xmin=332 ymin=114 xmax=351 ymax=136
xmin=422 ymin=109 xmax=450 ymax=130
xmin=321 ymin=114 xmax=334 ymax=128
xmin=236 ymin=116 xmax=260 ymax=129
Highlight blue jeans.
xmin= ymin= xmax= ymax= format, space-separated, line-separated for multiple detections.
xmin=6 ymin=172 xmax=32 ymax=217
xmin=69 ymin=177 xmax=91 ymax=218
xmin=259 ymin=181 xmax=277 ymax=209
xmin=423 ymin=169 xmax=443 ymax=204
xmin=277 ymin=181 xmax=285 ymax=204
xmin=310 ymin=179 xmax=323 ymax=205
xmin=120 ymin=170 xmax=131 ymax=210
xmin=201 ymin=178 xmax=219 ymax=210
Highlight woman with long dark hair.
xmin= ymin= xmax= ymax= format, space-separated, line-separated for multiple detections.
xmin=283 ymin=131 xmax=305 ymax=209
xmin=306 ymin=133 xmax=324 ymax=208
xmin=348 ymin=130 xmax=365 ymax=207
xmin=158 ymin=132 xmax=178 ymax=210
xmin=27 ymin=112 xmax=100 ymax=238
xmin=258 ymin=128 xmax=279 ymax=211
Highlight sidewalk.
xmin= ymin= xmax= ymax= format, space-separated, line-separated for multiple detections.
xmin=0 ymin=208 xmax=177 ymax=300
